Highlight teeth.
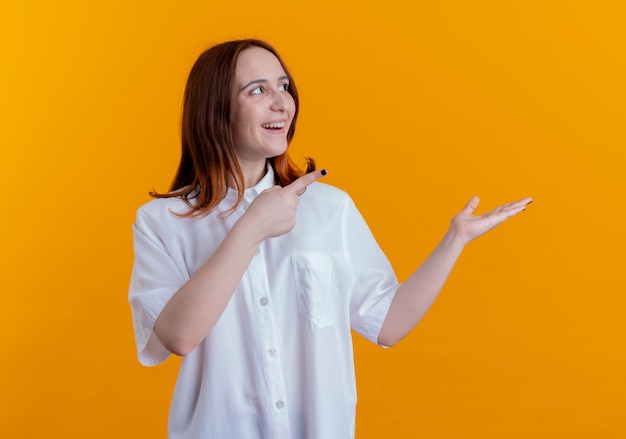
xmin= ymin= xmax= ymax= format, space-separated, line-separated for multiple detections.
xmin=262 ymin=122 xmax=285 ymax=129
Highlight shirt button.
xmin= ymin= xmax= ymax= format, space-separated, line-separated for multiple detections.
xmin=275 ymin=400 xmax=285 ymax=409
xmin=259 ymin=297 xmax=269 ymax=306
xmin=267 ymin=348 xmax=277 ymax=357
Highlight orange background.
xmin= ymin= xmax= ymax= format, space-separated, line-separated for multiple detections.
xmin=1 ymin=0 xmax=625 ymax=437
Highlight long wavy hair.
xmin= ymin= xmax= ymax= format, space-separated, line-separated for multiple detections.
xmin=151 ymin=39 xmax=314 ymax=216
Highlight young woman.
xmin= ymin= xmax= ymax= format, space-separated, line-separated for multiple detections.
xmin=129 ymin=39 xmax=532 ymax=438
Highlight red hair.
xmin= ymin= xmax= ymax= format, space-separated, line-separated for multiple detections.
xmin=151 ymin=39 xmax=314 ymax=216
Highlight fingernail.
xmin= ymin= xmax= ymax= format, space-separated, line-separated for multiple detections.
xmin=321 ymin=169 xmax=327 ymax=176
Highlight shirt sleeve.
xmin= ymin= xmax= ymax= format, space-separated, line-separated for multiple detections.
xmin=128 ymin=206 xmax=187 ymax=366
xmin=342 ymin=198 xmax=400 ymax=345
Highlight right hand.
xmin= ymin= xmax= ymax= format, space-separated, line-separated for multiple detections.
xmin=239 ymin=169 xmax=327 ymax=240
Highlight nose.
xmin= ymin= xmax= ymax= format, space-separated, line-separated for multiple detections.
xmin=270 ymin=88 xmax=291 ymax=112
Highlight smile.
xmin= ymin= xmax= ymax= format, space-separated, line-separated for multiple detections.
xmin=261 ymin=122 xmax=286 ymax=130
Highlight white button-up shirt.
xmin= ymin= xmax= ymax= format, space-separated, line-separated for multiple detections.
xmin=129 ymin=169 xmax=399 ymax=439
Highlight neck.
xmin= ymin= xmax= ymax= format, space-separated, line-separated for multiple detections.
xmin=231 ymin=159 xmax=268 ymax=189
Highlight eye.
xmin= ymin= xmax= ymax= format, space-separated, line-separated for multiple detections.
xmin=250 ymin=86 xmax=263 ymax=95
xmin=279 ymin=83 xmax=289 ymax=92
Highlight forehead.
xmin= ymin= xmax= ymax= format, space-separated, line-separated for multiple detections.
xmin=234 ymin=46 xmax=287 ymax=84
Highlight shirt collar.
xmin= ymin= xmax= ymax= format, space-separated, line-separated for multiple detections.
xmin=224 ymin=165 xmax=275 ymax=206
xmin=247 ymin=165 xmax=275 ymax=196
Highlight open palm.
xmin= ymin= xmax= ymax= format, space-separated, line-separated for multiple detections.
xmin=451 ymin=196 xmax=533 ymax=244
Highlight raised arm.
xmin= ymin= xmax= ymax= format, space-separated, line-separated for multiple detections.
xmin=154 ymin=169 xmax=327 ymax=356
xmin=377 ymin=196 xmax=532 ymax=347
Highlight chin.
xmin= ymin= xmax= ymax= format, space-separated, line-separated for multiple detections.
xmin=266 ymin=143 xmax=289 ymax=158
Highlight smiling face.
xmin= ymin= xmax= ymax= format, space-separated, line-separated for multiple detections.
xmin=230 ymin=46 xmax=296 ymax=184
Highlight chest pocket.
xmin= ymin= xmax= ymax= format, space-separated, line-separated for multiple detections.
xmin=291 ymin=251 xmax=334 ymax=327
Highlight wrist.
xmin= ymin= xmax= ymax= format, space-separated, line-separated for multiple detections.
xmin=442 ymin=227 xmax=470 ymax=250
xmin=232 ymin=214 xmax=265 ymax=247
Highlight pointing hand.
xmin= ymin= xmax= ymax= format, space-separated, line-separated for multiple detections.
xmin=241 ymin=169 xmax=327 ymax=240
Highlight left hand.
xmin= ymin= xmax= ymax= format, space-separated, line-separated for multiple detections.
xmin=450 ymin=196 xmax=533 ymax=244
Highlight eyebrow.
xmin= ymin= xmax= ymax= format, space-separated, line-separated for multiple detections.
xmin=239 ymin=75 xmax=289 ymax=92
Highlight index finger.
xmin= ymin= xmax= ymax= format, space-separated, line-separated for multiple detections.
xmin=285 ymin=169 xmax=327 ymax=194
